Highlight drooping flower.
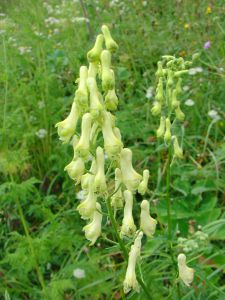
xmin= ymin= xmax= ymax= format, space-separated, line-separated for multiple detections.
xmin=74 ymin=66 xmax=89 ymax=111
xmin=164 ymin=118 xmax=172 ymax=142
xmin=120 ymin=190 xmax=136 ymax=237
xmin=111 ymin=168 xmax=123 ymax=209
xmin=101 ymin=24 xmax=118 ymax=52
xmin=87 ymin=34 xmax=104 ymax=62
xmin=123 ymin=231 xmax=143 ymax=293
xmin=178 ymin=253 xmax=195 ymax=287
xmin=100 ymin=50 xmax=115 ymax=91
xmin=138 ymin=170 xmax=150 ymax=195
xmin=94 ymin=147 xmax=107 ymax=194
xmin=81 ymin=159 xmax=97 ymax=191
xmin=55 ymin=102 xmax=79 ymax=143
xmin=102 ymin=111 xmax=123 ymax=158
xmin=120 ymin=148 xmax=142 ymax=192
xmin=173 ymin=136 xmax=183 ymax=159
xmin=87 ymin=77 xmax=104 ymax=119
xmin=83 ymin=202 xmax=102 ymax=245
xmin=64 ymin=157 xmax=85 ymax=184
xmin=156 ymin=116 xmax=166 ymax=138
xmin=140 ymin=200 xmax=157 ymax=237
xmin=75 ymin=113 xmax=92 ymax=159
xmin=77 ymin=176 xmax=97 ymax=219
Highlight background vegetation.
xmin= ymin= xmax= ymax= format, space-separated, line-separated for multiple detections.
xmin=0 ymin=0 xmax=224 ymax=299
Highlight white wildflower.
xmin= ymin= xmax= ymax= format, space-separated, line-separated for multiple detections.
xmin=185 ymin=99 xmax=195 ymax=106
xmin=145 ymin=86 xmax=154 ymax=99
xmin=208 ymin=110 xmax=221 ymax=121
xmin=18 ymin=46 xmax=32 ymax=55
xmin=35 ymin=129 xmax=47 ymax=139
xmin=73 ymin=268 xmax=86 ymax=279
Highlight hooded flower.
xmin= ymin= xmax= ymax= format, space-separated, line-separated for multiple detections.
xmin=120 ymin=148 xmax=142 ymax=192
xmin=111 ymin=168 xmax=123 ymax=209
xmin=123 ymin=231 xmax=143 ymax=294
xmin=87 ymin=34 xmax=104 ymax=62
xmin=87 ymin=77 xmax=104 ymax=119
xmin=94 ymin=147 xmax=107 ymax=195
xmin=156 ymin=116 xmax=166 ymax=138
xmin=74 ymin=66 xmax=88 ymax=111
xmin=120 ymin=190 xmax=136 ymax=238
xmin=102 ymin=111 xmax=123 ymax=158
xmin=173 ymin=136 xmax=183 ymax=158
xmin=138 ymin=170 xmax=150 ymax=195
xmin=55 ymin=102 xmax=79 ymax=143
xmin=77 ymin=176 xmax=97 ymax=219
xmin=100 ymin=50 xmax=115 ymax=91
xmin=81 ymin=159 xmax=97 ymax=191
xmin=140 ymin=200 xmax=157 ymax=237
xmin=178 ymin=253 xmax=195 ymax=287
xmin=83 ymin=202 xmax=102 ymax=245
xmin=64 ymin=157 xmax=85 ymax=184
xmin=101 ymin=24 xmax=118 ymax=52
xmin=164 ymin=118 xmax=172 ymax=142
xmin=75 ymin=113 xmax=92 ymax=159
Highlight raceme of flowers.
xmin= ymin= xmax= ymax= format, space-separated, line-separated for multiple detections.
xmin=151 ymin=54 xmax=199 ymax=159
xmin=56 ymin=25 xmax=195 ymax=293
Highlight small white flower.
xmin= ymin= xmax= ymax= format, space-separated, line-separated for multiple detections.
xmin=183 ymin=85 xmax=190 ymax=92
xmin=188 ymin=67 xmax=203 ymax=75
xmin=45 ymin=17 xmax=60 ymax=26
xmin=76 ymin=190 xmax=86 ymax=200
xmin=18 ymin=46 xmax=32 ymax=55
xmin=35 ymin=129 xmax=47 ymax=139
xmin=208 ymin=110 xmax=221 ymax=120
xmin=185 ymin=99 xmax=195 ymax=106
xmin=145 ymin=86 xmax=154 ymax=99
xmin=0 ymin=13 xmax=6 ymax=17
xmin=38 ymin=101 xmax=45 ymax=109
xmin=34 ymin=31 xmax=44 ymax=37
xmin=71 ymin=17 xmax=89 ymax=23
xmin=73 ymin=268 xmax=86 ymax=279
xmin=195 ymin=67 xmax=203 ymax=73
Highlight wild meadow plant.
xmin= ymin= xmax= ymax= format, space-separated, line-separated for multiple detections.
xmin=56 ymin=25 xmax=198 ymax=297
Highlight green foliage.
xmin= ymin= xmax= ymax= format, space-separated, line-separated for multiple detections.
xmin=0 ymin=0 xmax=224 ymax=299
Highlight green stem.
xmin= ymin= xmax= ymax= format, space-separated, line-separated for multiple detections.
xmin=166 ymin=147 xmax=172 ymax=241
xmin=15 ymin=197 xmax=46 ymax=290
xmin=106 ymin=198 xmax=152 ymax=299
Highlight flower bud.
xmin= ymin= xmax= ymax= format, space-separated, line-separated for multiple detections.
xmin=138 ymin=170 xmax=149 ymax=195
xmin=174 ymin=70 xmax=188 ymax=77
xmin=171 ymin=89 xmax=179 ymax=109
xmin=88 ymin=62 xmax=98 ymax=78
xmin=167 ymin=70 xmax=174 ymax=87
xmin=101 ymin=24 xmax=118 ymax=52
xmin=75 ymin=66 xmax=88 ymax=111
xmin=55 ymin=102 xmax=79 ymax=143
xmin=87 ymin=34 xmax=104 ymax=62
xmin=94 ymin=147 xmax=107 ymax=194
xmin=102 ymin=111 xmax=123 ymax=158
xmin=77 ymin=176 xmax=97 ymax=219
xmin=155 ymin=77 xmax=164 ymax=102
xmin=87 ymin=77 xmax=104 ymax=119
xmin=164 ymin=118 xmax=172 ymax=142
xmin=178 ymin=253 xmax=194 ymax=287
xmin=120 ymin=190 xmax=136 ymax=237
xmin=75 ymin=113 xmax=92 ymax=159
xmin=175 ymin=104 xmax=185 ymax=121
xmin=156 ymin=116 xmax=166 ymax=138
xmin=140 ymin=200 xmax=157 ymax=237
xmin=111 ymin=168 xmax=123 ymax=209
xmin=105 ymin=88 xmax=118 ymax=111
xmin=155 ymin=61 xmax=163 ymax=78
xmin=176 ymin=78 xmax=182 ymax=94
xmin=151 ymin=101 xmax=161 ymax=116
xmin=64 ymin=157 xmax=85 ymax=183
xmin=81 ymin=159 xmax=97 ymax=191
xmin=123 ymin=231 xmax=143 ymax=294
xmin=101 ymin=50 xmax=115 ymax=91
xmin=83 ymin=202 xmax=102 ymax=245
xmin=173 ymin=136 xmax=183 ymax=158
xmin=120 ymin=148 xmax=142 ymax=192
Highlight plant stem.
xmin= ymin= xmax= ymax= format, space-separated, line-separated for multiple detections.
xmin=106 ymin=197 xmax=152 ymax=299
xmin=166 ymin=147 xmax=172 ymax=241
xmin=15 ymin=197 xmax=46 ymax=290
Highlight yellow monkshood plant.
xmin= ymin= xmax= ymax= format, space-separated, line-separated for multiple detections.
xmin=56 ymin=25 xmax=153 ymax=296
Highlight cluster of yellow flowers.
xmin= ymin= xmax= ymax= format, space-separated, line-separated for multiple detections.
xmin=151 ymin=55 xmax=196 ymax=159
xmin=56 ymin=25 xmax=158 ymax=293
